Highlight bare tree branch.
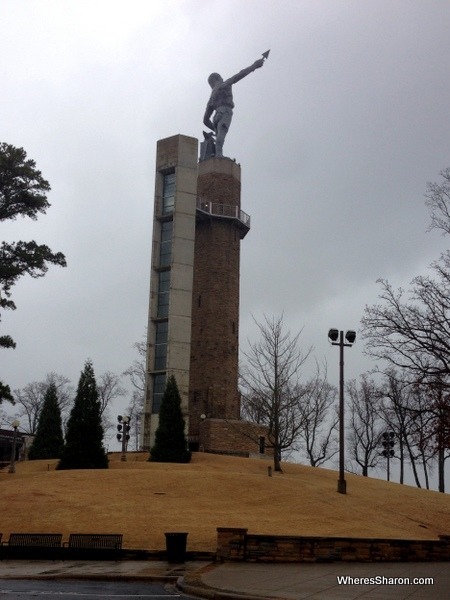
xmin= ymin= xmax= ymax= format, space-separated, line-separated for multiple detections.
xmin=12 ymin=373 xmax=73 ymax=435
xmin=240 ymin=314 xmax=312 ymax=472
xmin=425 ymin=167 xmax=450 ymax=236
xmin=347 ymin=374 xmax=384 ymax=476
xmin=296 ymin=362 xmax=338 ymax=467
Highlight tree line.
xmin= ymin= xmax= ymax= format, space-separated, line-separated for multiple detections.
xmin=0 ymin=357 xmax=144 ymax=465
xmin=359 ymin=168 xmax=450 ymax=492
xmin=239 ymin=313 xmax=450 ymax=491
xmin=240 ymin=170 xmax=450 ymax=492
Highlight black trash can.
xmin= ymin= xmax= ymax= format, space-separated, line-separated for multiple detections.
xmin=165 ymin=532 xmax=188 ymax=563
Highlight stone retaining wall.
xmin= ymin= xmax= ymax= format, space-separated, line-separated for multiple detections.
xmin=216 ymin=528 xmax=450 ymax=563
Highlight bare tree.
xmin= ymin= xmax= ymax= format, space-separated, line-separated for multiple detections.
xmin=296 ymin=364 xmax=338 ymax=467
xmin=427 ymin=383 xmax=450 ymax=493
xmin=347 ymin=374 xmax=384 ymax=477
xmin=408 ymin=385 xmax=436 ymax=489
xmin=123 ymin=338 xmax=146 ymax=450
xmin=425 ymin=167 xmax=450 ymax=236
xmin=97 ymin=371 xmax=126 ymax=417
xmin=407 ymin=378 xmax=450 ymax=493
xmin=123 ymin=339 xmax=146 ymax=394
xmin=377 ymin=370 xmax=450 ymax=490
xmin=12 ymin=382 xmax=43 ymax=434
xmin=12 ymin=373 xmax=72 ymax=434
xmin=125 ymin=390 xmax=144 ymax=451
xmin=361 ymin=266 xmax=450 ymax=383
xmin=97 ymin=371 xmax=126 ymax=439
xmin=380 ymin=370 xmax=423 ymax=487
xmin=240 ymin=314 xmax=312 ymax=472
xmin=362 ymin=169 xmax=450 ymax=384
xmin=361 ymin=169 xmax=450 ymax=491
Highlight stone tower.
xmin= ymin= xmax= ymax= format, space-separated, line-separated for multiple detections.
xmin=188 ymin=156 xmax=249 ymax=445
xmin=141 ymin=135 xmax=268 ymax=455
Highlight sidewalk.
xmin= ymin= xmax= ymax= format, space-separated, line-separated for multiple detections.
xmin=182 ymin=561 xmax=450 ymax=599
xmin=0 ymin=559 xmax=206 ymax=583
xmin=0 ymin=559 xmax=448 ymax=599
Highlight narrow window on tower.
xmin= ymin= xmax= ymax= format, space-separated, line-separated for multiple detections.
xmin=159 ymin=221 xmax=173 ymax=267
xmin=152 ymin=373 xmax=166 ymax=414
xmin=154 ymin=321 xmax=168 ymax=370
xmin=162 ymin=172 xmax=175 ymax=215
xmin=157 ymin=270 xmax=170 ymax=317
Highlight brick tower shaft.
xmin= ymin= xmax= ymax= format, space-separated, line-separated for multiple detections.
xmin=188 ymin=157 xmax=248 ymax=441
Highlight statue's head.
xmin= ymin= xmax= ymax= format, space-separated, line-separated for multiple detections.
xmin=208 ymin=73 xmax=223 ymax=88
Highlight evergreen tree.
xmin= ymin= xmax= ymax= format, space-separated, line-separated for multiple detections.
xmin=57 ymin=361 xmax=108 ymax=470
xmin=0 ymin=143 xmax=66 ymax=351
xmin=28 ymin=382 xmax=64 ymax=460
xmin=0 ymin=143 xmax=66 ymax=399
xmin=150 ymin=375 xmax=191 ymax=463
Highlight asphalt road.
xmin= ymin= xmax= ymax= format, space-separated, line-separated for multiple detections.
xmin=0 ymin=579 xmax=195 ymax=599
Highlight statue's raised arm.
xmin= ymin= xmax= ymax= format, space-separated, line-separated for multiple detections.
xmin=224 ymin=57 xmax=265 ymax=86
xmin=201 ymin=51 xmax=269 ymax=159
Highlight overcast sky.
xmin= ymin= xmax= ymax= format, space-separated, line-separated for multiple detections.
xmin=2 ymin=0 xmax=450 ymax=444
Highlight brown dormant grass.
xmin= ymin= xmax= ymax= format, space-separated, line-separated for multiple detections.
xmin=1 ymin=452 xmax=450 ymax=551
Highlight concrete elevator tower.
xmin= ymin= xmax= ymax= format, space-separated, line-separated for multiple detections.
xmin=141 ymin=135 xmax=198 ymax=450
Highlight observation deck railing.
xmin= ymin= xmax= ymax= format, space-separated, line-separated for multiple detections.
xmin=196 ymin=198 xmax=251 ymax=229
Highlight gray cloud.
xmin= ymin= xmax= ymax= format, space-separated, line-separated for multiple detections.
xmin=1 ymin=0 xmax=450 ymax=402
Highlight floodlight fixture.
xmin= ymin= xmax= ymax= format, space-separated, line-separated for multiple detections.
xmin=328 ymin=328 xmax=339 ymax=342
xmin=117 ymin=414 xmax=131 ymax=462
xmin=345 ymin=330 xmax=356 ymax=344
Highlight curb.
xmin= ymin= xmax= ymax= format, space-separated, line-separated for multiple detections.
xmin=0 ymin=573 xmax=178 ymax=583
xmin=178 ymin=577 xmax=277 ymax=600
xmin=177 ymin=564 xmax=280 ymax=600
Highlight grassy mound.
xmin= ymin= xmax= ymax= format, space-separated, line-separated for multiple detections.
xmin=1 ymin=452 xmax=449 ymax=551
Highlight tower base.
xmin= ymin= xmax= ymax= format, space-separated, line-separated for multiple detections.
xmin=195 ymin=418 xmax=272 ymax=458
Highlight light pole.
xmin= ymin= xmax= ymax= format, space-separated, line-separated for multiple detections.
xmin=117 ymin=415 xmax=131 ymax=462
xmin=328 ymin=329 xmax=356 ymax=495
xmin=8 ymin=420 xmax=20 ymax=474
xmin=381 ymin=431 xmax=395 ymax=482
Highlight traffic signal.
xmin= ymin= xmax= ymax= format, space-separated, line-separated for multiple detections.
xmin=381 ymin=431 xmax=395 ymax=457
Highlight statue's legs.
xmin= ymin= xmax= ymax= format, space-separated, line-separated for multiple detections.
xmin=213 ymin=107 xmax=233 ymax=157
xmin=215 ymin=126 xmax=227 ymax=157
